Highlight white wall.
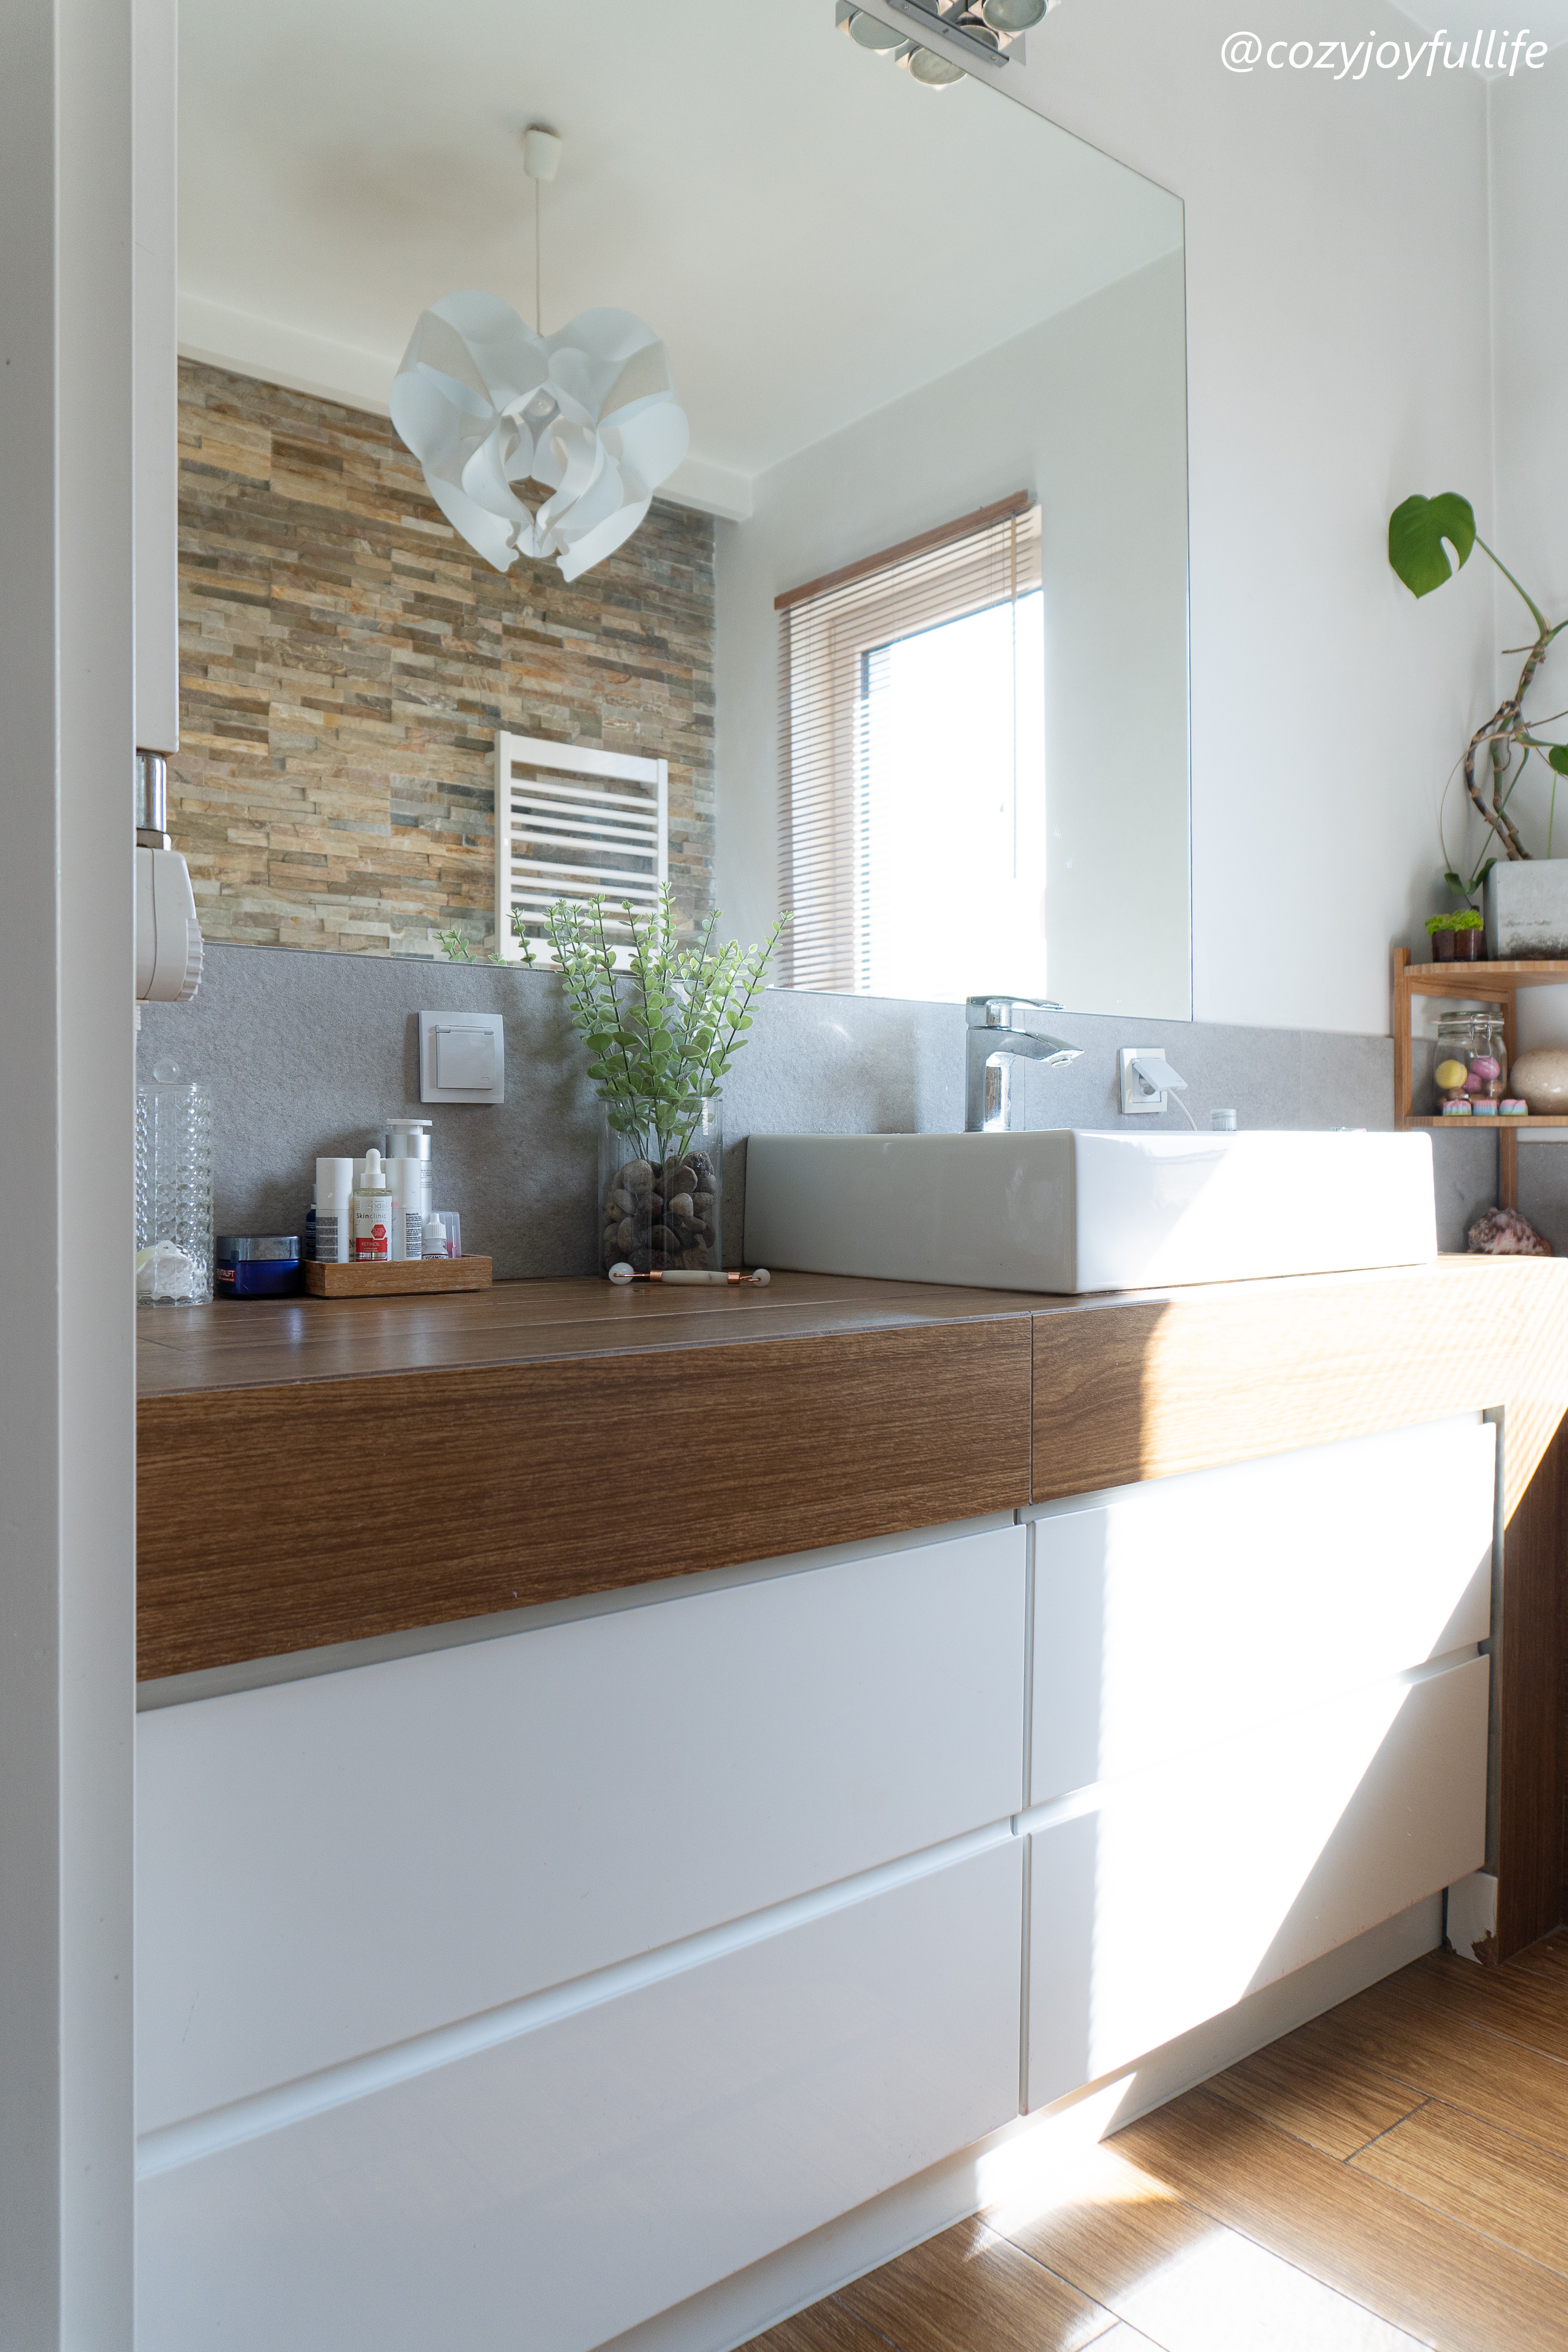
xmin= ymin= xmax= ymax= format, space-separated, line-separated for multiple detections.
xmin=1488 ymin=46 xmax=1568 ymax=876
xmin=1 ymin=0 xmax=139 ymax=2341
xmin=716 ymin=252 xmax=1190 ymax=1020
xmin=937 ymin=0 xmax=1497 ymax=1033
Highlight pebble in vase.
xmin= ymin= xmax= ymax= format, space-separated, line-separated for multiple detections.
xmin=548 ymin=887 xmax=789 ymax=1277
xmin=1508 ymin=1047 xmax=1568 ymax=1114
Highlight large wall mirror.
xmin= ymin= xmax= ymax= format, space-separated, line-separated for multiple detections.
xmin=176 ymin=0 xmax=1190 ymax=1017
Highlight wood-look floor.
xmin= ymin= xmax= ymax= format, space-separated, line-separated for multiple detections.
xmin=747 ymin=1934 xmax=1568 ymax=2352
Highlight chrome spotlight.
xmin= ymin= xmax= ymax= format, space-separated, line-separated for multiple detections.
xmin=980 ymin=0 xmax=1047 ymax=28
xmin=903 ymin=42 xmax=966 ymax=80
xmin=844 ymin=6 xmax=907 ymax=46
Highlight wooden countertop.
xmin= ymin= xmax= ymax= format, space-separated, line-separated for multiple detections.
xmin=137 ymin=1259 xmax=1568 ymax=1688
xmin=135 ymin=1270 xmax=1065 ymax=1397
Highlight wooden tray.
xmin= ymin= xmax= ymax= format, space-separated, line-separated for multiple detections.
xmin=303 ymin=1256 xmax=492 ymax=1298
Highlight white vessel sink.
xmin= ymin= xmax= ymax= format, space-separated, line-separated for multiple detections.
xmin=743 ymin=1129 xmax=1437 ymax=1295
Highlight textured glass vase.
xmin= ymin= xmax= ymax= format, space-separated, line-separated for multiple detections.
xmin=136 ymin=1061 xmax=214 ymax=1304
xmin=598 ymin=1097 xmax=721 ymax=1275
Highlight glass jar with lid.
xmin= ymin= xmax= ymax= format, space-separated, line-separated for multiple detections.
xmin=1434 ymin=1010 xmax=1507 ymax=1111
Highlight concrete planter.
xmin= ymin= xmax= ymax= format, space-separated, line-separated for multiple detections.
xmin=1484 ymin=859 xmax=1568 ymax=959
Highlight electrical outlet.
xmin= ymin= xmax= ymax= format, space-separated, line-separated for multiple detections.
xmin=1119 ymin=1046 xmax=1165 ymax=1116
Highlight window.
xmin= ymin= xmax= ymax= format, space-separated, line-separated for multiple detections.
xmin=777 ymin=496 xmax=1044 ymax=999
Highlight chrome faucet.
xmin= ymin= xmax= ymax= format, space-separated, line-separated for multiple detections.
xmin=965 ymin=996 xmax=1083 ymax=1132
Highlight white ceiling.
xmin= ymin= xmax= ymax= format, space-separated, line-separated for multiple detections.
xmin=178 ymin=0 xmax=1182 ymax=494
xmin=1394 ymin=1 xmax=1568 ymax=56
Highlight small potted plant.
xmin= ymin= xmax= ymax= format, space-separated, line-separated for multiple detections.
xmin=1390 ymin=493 xmax=1568 ymax=952
xmin=549 ymin=888 xmax=788 ymax=1274
xmin=1426 ymin=909 xmax=1487 ymax=964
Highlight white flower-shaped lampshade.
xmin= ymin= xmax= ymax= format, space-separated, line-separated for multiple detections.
xmin=390 ymin=291 xmax=690 ymax=583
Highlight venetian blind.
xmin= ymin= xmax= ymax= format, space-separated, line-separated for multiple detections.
xmin=776 ymin=495 xmax=1042 ymax=992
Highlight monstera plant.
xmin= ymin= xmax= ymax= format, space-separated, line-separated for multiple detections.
xmin=1389 ymin=493 xmax=1568 ymax=901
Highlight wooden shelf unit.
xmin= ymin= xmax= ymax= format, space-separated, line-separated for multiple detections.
xmin=1393 ymin=944 xmax=1568 ymax=1207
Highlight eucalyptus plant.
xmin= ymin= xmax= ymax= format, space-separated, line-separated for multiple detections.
xmin=1389 ymin=492 xmax=1568 ymax=900
xmin=434 ymin=927 xmax=507 ymax=966
xmin=548 ymin=888 xmax=789 ymax=1162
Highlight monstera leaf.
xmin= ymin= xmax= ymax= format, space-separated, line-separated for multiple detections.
xmin=1389 ymin=493 xmax=1477 ymax=597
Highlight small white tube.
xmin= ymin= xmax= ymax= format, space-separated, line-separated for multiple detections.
xmin=314 ymin=1157 xmax=354 ymax=1263
xmin=386 ymin=1160 xmax=424 ymax=1262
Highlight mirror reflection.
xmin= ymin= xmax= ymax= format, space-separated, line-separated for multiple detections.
xmin=176 ymin=0 xmax=1190 ymax=1015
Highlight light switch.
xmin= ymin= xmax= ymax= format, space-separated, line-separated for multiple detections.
xmin=419 ymin=1010 xmax=505 ymax=1104
xmin=437 ymin=1026 xmax=495 ymax=1089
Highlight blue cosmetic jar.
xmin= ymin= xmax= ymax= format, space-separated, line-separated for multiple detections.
xmin=215 ymin=1235 xmax=303 ymax=1298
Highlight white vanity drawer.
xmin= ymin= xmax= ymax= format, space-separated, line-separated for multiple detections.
xmin=138 ymin=1522 xmax=1025 ymax=2132
xmin=1026 ymin=1650 xmax=1487 ymax=2108
xmin=1031 ymin=1416 xmax=1494 ymax=1803
xmin=138 ymin=1839 xmax=1025 ymax=2352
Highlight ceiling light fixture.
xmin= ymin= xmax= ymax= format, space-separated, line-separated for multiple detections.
xmin=979 ymin=0 xmax=1048 ymax=28
xmin=390 ymin=128 xmax=689 ymax=583
xmin=845 ymin=7 xmax=907 ymax=45
xmin=837 ymin=4 xmax=973 ymax=83
xmin=904 ymin=43 xmax=967 ymax=81
xmin=840 ymin=0 xmax=1059 ymax=73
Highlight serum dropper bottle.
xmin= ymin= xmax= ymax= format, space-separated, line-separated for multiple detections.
xmin=353 ymin=1148 xmax=393 ymax=1262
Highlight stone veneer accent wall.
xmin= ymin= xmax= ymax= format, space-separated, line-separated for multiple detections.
xmin=173 ymin=359 xmax=715 ymax=956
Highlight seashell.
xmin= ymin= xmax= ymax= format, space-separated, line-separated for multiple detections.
xmin=1510 ymin=1047 xmax=1568 ymax=1115
xmin=1467 ymin=1205 xmax=1552 ymax=1257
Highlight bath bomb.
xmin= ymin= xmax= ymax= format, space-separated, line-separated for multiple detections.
xmin=1434 ymin=1058 xmax=1469 ymax=1091
xmin=1510 ymin=1047 xmax=1568 ymax=1115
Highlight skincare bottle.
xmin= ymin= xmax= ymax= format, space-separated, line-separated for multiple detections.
xmin=386 ymin=1157 xmax=424 ymax=1262
xmin=421 ymin=1213 xmax=449 ymax=1260
xmin=353 ymin=1148 xmax=393 ymax=1262
xmin=314 ymin=1157 xmax=355 ymax=1263
xmin=386 ymin=1120 xmax=434 ymax=1223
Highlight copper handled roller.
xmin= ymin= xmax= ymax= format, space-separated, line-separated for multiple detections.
xmin=608 ymin=1262 xmax=770 ymax=1286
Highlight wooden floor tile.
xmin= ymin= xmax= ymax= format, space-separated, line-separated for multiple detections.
xmin=757 ymin=1944 xmax=1568 ymax=2352
xmin=1291 ymin=1974 xmax=1568 ymax=2158
xmin=997 ymin=2139 xmax=1424 ymax=2351
xmin=741 ymin=2301 xmax=894 ymax=2352
xmin=1113 ymin=2086 xmax=1568 ymax=2351
xmin=1351 ymin=2098 xmax=1568 ymax=2278
xmin=836 ymin=2216 xmax=1116 ymax=2352
xmin=1394 ymin=1950 xmax=1568 ymax=2065
xmin=1203 ymin=2026 xmax=1427 ymax=2158
xmin=1506 ymin=1930 xmax=1568 ymax=1986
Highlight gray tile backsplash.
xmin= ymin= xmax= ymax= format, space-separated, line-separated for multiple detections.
xmin=138 ymin=942 xmax=1514 ymax=1276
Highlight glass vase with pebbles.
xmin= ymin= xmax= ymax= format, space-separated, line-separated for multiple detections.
xmin=599 ymin=1097 xmax=722 ymax=1275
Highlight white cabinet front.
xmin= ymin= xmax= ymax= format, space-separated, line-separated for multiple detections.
xmin=1027 ymin=1652 xmax=1488 ymax=2108
xmin=138 ymin=1839 xmax=1025 ymax=2352
xmin=1031 ymin=1416 xmax=1494 ymax=1803
xmin=138 ymin=1523 xmax=1025 ymax=2133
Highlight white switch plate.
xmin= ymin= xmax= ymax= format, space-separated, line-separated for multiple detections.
xmin=1119 ymin=1046 xmax=1165 ymax=1116
xmin=419 ymin=1010 xmax=505 ymax=1104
